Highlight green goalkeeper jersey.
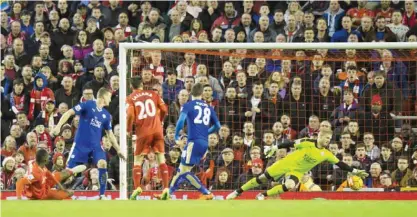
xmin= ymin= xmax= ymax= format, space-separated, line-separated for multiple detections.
xmin=278 ymin=138 xmax=340 ymax=173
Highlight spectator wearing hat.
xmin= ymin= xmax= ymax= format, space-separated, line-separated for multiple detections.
xmin=217 ymin=147 xmax=241 ymax=181
xmin=60 ymin=124 xmax=73 ymax=150
xmin=1 ymin=156 xmax=16 ymax=190
xmin=17 ymin=132 xmax=37 ymax=164
xmin=28 ymin=73 xmax=55 ymax=121
xmin=391 ymin=156 xmax=413 ymax=187
xmin=361 ymin=94 xmax=394 ymax=143
xmin=237 ymin=158 xmax=265 ymax=189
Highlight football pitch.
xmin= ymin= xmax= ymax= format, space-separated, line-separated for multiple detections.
xmin=2 ymin=200 xmax=416 ymax=217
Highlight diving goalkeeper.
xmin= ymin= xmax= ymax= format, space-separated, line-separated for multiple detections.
xmin=226 ymin=129 xmax=369 ymax=200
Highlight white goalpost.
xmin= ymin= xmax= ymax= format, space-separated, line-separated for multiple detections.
xmin=118 ymin=42 xmax=417 ymax=200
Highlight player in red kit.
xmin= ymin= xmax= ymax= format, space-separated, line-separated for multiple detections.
xmin=15 ymin=149 xmax=86 ymax=200
xmin=127 ymin=76 xmax=168 ymax=199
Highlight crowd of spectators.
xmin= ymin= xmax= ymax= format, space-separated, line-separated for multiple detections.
xmin=1 ymin=0 xmax=417 ymax=193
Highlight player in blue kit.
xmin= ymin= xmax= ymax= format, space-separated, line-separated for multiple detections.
xmin=158 ymin=83 xmax=221 ymax=200
xmin=52 ymin=88 xmax=125 ymax=199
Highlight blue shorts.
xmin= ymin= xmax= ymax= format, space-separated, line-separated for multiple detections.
xmin=67 ymin=143 xmax=106 ymax=168
xmin=181 ymin=139 xmax=208 ymax=166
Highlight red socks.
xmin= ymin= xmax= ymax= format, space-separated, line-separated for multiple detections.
xmin=133 ymin=165 xmax=142 ymax=189
xmin=159 ymin=163 xmax=169 ymax=188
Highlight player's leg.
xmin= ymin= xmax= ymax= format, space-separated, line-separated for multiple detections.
xmin=153 ymin=133 xmax=169 ymax=189
xmin=258 ymin=172 xmax=302 ymax=199
xmin=43 ymin=189 xmax=73 ymax=200
xmin=132 ymin=136 xmax=150 ymax=190
xmin=227 ymin=161 xmax=285 ymax=200
xmin=93 ymin=147 xmax=108 ymax=198
xmin=169 ymin=140 xmax=211 ymax=198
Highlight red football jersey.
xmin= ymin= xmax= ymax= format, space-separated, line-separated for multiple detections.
xmin=127 ymin=90 xmax=168 ymax=137
xmin=18 ymin=161 xmax=57 ymax=199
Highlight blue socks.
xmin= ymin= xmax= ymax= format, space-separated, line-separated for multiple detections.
xmin=170 ymin=172 xmax=210 ymax=195
xmin=98 ymin=168 xmax=107 ymax=196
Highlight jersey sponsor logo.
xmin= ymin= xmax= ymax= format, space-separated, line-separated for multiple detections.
xmin=90 ymin=117 xmax=102 ymax=128
xmin=102 ymin=114 xmax=106 ymax=119
xmin=74 ymin=105 xmax=82 ymax=111
xmin=303 ymin=154 xmax=317 ymax=164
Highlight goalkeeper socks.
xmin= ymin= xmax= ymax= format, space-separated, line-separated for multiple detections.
xmin=159 ymin=163 xmax=169 ymax=188
xmin=241 ymin=177 xmax=260 ymax=191
xmin=266 ymin=184 xmax=285 ymax=197
xmin=183 ymin=172 xmax=210 ymax=195
xmin=133 ymin=165 xmax=142 ymax=189
xmin=98 ymin=168 xmax=107 ymax=196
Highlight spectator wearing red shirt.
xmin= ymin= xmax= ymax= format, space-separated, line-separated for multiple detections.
xmin=1 ymin=136 xmax=16 ymax=158
xmin=346 ymin=0 xmax=375 ymax=28
xmin=28 ymin=73 xmax=55 ymax=121
xmin=211 ymin=1 xmax=241 ymax=33
xmin=403 ymin=0 xmax=416 ymax=28
xmin=375 ymin=0 xmax=395 ymax=24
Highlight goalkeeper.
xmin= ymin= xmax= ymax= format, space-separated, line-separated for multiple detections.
xmin=226 ymin=129 xmax=368 ymax=200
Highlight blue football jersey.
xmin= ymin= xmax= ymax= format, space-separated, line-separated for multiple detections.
xmin=73 ymin=100 xmax=112 ymax=147
xmin=180 ymin=100 xmax=219 ymax=141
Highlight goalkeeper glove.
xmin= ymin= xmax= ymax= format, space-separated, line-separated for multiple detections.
xmin=264 ymin=145 xmax=278 ymax=158
xmin=351 ymin=169 xmax=369 ymax=179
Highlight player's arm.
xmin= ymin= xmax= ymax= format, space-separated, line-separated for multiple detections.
xmin=126 ymin=98 xmax=135 ymax=136
xmin=330 ymin=155 xmax=369 ymax=178
xmin=156 ymin=95 xmax=168 ymax=122
xmin=208 ymin=108 xmax=221 ymax=134
xmin=174 ymin=112 xmax=187 ymax=141
xmin=265 ymin=140 xmax=295 ymax=158
xmin=52 ymin=109 xmax=76 ymax=136
xmin=106 ymin=129 xmax=126 ymax=161
xmin=15 ymin=177 xmax=31 ymax=199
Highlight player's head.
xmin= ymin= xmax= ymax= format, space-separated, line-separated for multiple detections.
xmin=190 ymin=83 xmax=204 ymax=98
xmin=97 ymin=87 xmax=112 ymax=106
xmin=36 ymin=149 xmax=49 ymax=167
xmin=130 ymin=76 xmax=143 ymax=90
xmin=317 ymin=129 xmax=333 ymax=148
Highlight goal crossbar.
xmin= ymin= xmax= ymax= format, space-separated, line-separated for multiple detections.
xmin=118 ymin=42 xmax=417 ymax=200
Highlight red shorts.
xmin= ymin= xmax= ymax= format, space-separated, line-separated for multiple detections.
xmin=135 ymin=132 xmax=164 ymax=156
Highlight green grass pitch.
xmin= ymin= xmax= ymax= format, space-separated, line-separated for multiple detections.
xmin=2 ymin=200 xmax=416 ymax=217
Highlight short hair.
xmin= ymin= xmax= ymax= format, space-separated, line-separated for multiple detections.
xmin=274 ymin=9 xmax=284 ymax=14
xmin=130 ymin=76 xmax=143 ymax=89
xmin=381 ymin=143 xmax=392 ymax=150
xmin=263 ymin=131 xmax=274 ymax=136
xmin=398 ymin=156 xmax=408 ymax=162
xmin=191 ymin=83 xmax=204 ymax=97
xmin=373 ymin=70 xmax=386 ymax=78
xmin=97 ymin=87 xmax=111 ymax=98
xmin=250 ymin=146 xmax=261 ymax=153
xmin=356 ymin=143 xmax=366 ymax=150
xmin=320 ymin=129 xmax=333 ymax=136
xmin=36 ymin=149 xmax=49 ymax=164
xmin=13 ymin=78 xmax=24 ymax=86
xmin=343 ymin=153 xmax=353 ymax=158
xmin=346 ymin=65 xmax=357 ymax=71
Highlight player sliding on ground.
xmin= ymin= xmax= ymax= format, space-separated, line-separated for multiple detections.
xmin=16 ymin=149 xmax=86 ymax=200
xmin=52 ymin=87 xmax=126 ymax=200
xmin=126 ymin=76 xmax=169 ymax=200
xmin=156 ymin=83 xmax=221 ymax=200
xmin=226 ymin=129 xmax=369 ymax=200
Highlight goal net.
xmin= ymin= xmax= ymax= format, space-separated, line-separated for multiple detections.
xmin=119 ymin=43 xmax=417 ymax=200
